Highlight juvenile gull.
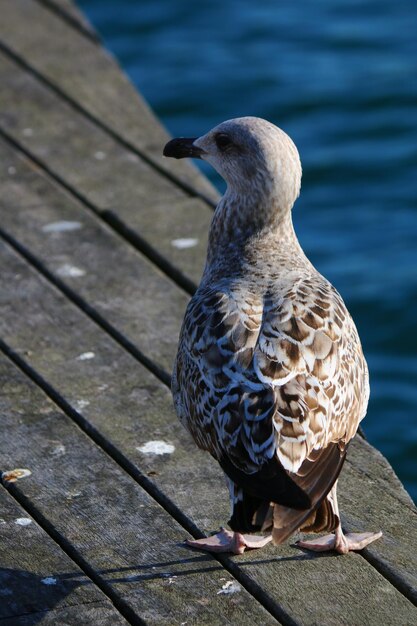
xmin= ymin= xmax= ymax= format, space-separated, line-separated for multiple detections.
xmin=163 ymin=117 xmax=382 ymax=554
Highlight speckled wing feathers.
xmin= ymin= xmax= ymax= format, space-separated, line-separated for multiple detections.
xmin=173 ymin=270 xmax=369 ymax=541
xmin=174 ymin=275 xmax=368 ymax=479
xmin=254 ymin=278 xmax=361 ymax=473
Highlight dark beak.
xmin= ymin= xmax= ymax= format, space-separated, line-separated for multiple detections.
xmin=163 ymin=137 xmax=204 ymax=159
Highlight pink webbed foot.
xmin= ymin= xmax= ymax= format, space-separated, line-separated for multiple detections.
xmin=297 ymin=530 xmax=382 ymax=555
xmin=186 ymin=527 xmax=272 ymax=555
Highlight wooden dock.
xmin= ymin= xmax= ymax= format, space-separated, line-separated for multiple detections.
xmin=0 ymin=1 xmax=416 ymax=624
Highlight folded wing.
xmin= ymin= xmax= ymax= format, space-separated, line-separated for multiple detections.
xmin=173 ymin=276 xmax=368 ymax=534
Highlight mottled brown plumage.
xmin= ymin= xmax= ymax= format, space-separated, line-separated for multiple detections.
xmin=165 ymin=117 xmax=381 ymax=554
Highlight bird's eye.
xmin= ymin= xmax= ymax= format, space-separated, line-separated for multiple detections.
xmin=215 ymin=133 xmax=233 ymax=151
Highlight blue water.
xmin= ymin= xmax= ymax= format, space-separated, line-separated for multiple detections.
xmin=79 ymin=0 xmax=417 ymax=501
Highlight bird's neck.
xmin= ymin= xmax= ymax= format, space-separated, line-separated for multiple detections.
xmin=205 ymin=189 xmax=307 ymax=275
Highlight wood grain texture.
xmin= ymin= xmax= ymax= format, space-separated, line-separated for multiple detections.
xmin=341 ymin=440 xmax=417 ymax=604
xmin=35 ymin=0 xmax=100 ymax=41
xmin=0 ymin=351 xmax=274 ymax=626
xmin=0 ymin=49 xmax=210 ymax=287
xmin=0 ymin=137 xmax=190 ymax=373
xmin=0 ymin=489 xmax=129 ymax=624
xmin=0 ymin=0 xmax=219 ymax=204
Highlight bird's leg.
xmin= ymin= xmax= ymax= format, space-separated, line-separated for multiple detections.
xmin=296 ymin=481 xmax=382 ymax=554
xmin=186 ymin=527 xmax=272 ymax=555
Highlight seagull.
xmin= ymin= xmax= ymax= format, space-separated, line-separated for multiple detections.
xmin=163 ymin=117 xmax=382 ymax=555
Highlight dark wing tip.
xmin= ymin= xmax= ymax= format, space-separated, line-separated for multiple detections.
xmin=272 ymin=442 xmax=348 ymax=544
xmin=219 ymin=454 xmax=312 ymax=511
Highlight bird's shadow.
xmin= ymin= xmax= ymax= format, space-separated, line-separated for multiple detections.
xmin=0 ymin=566 xmax=86 ymax=625
xmin=1 ymin=544 xmax=340 ymax=622
xmin=0 ymin=554 xmax=225 ymax=623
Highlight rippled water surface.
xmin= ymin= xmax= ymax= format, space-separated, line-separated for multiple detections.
xmin=80 ymin=0 xmax=417 ymax=500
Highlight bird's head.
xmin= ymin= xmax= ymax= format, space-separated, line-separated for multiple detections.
xmin=164 ymin=117 xmax=302 ymax=212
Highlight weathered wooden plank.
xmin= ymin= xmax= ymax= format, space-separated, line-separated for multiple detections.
xmin=0 ymin=137 xmax=190 ymax=374
xmin=0 ymin=0 xmax=219 ymax=205
xmin=0 ymin=488 xmax=128 ymax=624
xmin=340 ymin=442 xmax=417 ymax=604
xmin=35 ymin=0 xmax=100 ymax=42
xmin=0 ymin=349 xmax=275 ymax=626
xmin=0 ymin=49 xmax=210 ymax=287
xmin=1 ymin=236 xmax=415 ymax=623
xmin=348 ymin=437 xmax=415 ymax=507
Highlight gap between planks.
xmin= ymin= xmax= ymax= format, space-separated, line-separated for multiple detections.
xmin=0 ymin=40 xmax=217 ymax=211
xmin=0 ymin=483 xmax=132 ymax=625
xmin=0 ymin=481 xmax=146 ymax=626
xmin=0 ymin=126 xmax=197 ymax=297
xmin=35 ymin=0 xmax=101 ymax=44
xmin=0 ymin=223 xmax=172 ymax=386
